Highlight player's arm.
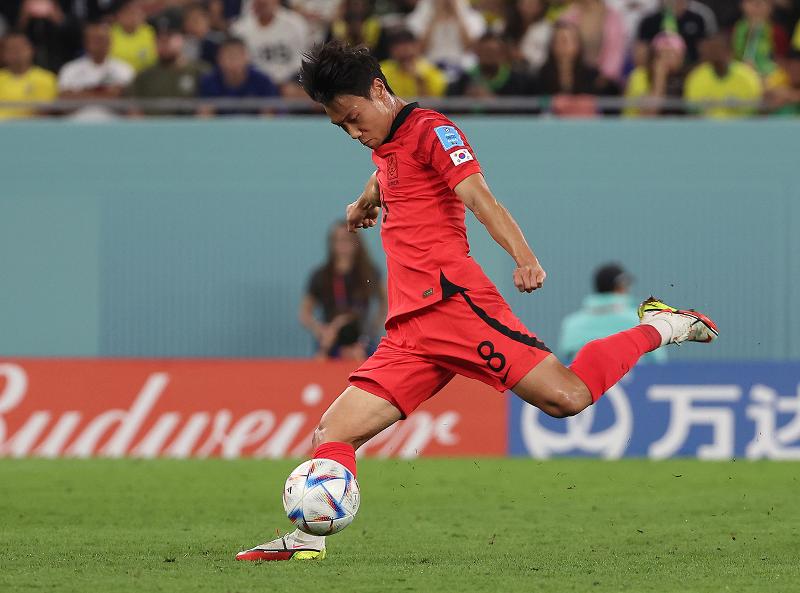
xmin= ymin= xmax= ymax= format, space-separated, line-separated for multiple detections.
xmin=346 ymin=171 xmax=381 ymax=232
xmin=454 ymin=173 xmax=546 ymax=293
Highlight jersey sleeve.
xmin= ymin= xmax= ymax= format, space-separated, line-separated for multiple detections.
xmin=418 ymin=118 xmax=483 ymax=190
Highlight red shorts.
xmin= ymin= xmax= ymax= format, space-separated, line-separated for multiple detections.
xmin=349 ymin=286 xmax=551 ymax=417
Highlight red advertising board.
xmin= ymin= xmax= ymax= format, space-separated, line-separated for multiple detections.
xmin=0 ymin=360 xmax=506 ymax=458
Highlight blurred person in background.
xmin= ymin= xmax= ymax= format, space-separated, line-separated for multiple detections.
xmin=110 ymin=0 xmax=157 ymax=72
xmin=406 ymin=0 xmax=486 ymax=80
xmin=127 ymin=22 xmax=208 ymax=114
xmin=733 ymin=0 xmax=790 ymax=77
xmin=448 ymin=33 xmax=537 ymax=97
xmin=473 ymin=0 xmax=506 ymax=34
xmin=182 ymin=2 xmax=225 ymax=66
xmin=290 ymin=0 xmax=343 ymax=46
xmin=637 ymin=0 xmax=717 ymax=66
xmin=684 ymin=33 xmax=763 ymax=118
xmin=560 ymin=0 xmax=628 ymax=83
xmin=379 ymin=29 xmax=447 ymax=98
xmin=17 ymin=0 xmax=83 ymax=72
xmin=624 ymin=30 xmax=688 ymax=116
xmin=59 ymin=20 xmax=135 ymax=116
xmin=765 ymin=47 xmax=800 ymax=113
xmin=197 ymin=35 xmax=278 ymax=115
xmin=536 ymin=20 xmax=618 ymax=114
xmin=546 ymin=0 xmax=570 ymax=22
xmin=605 ymin=0 xmax=659 ymax=53
xmin=504 ymin=0 xmax=553 ymax=75
xmin=794 ymin=20 xmax=800 ymax=50
xmin=231 ymin=0 xmax=309 ymax=95
xmin=0 ymin=33 xmax=57 ymax=119
xmin=558 ymin=263 xmax=666 ymax=364
xmin=300 ymin=220 xmax=387 ymax=362
xmin=328 ymin=0 xmax=387 ymax=58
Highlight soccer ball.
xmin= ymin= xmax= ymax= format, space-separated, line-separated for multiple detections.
xmin=283 ymin=458 xmax=360 ymax=536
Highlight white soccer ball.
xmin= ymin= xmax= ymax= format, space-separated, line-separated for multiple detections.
xmin=283 ymin=458 xmax=360 ymax=536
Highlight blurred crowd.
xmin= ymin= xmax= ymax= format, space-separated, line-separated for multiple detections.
xmin=0 ymin=0 xmax=799 ymax=119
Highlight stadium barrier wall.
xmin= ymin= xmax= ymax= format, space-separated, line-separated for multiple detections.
xmin=1 ymin=119 xmax=798 ymax=361
xmin=1 ymin=359 xmax=798 ymax=459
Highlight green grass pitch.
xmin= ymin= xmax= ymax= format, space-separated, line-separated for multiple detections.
xmin=1 ymin=458 xmax=797 ymax=593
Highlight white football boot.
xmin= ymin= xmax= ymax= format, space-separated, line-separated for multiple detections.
xmin=235 ymin=529 xmax=326 ymax=561
xmin=638 ymin=296 xmax=719 ymax=345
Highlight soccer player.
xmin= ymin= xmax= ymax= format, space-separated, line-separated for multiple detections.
xmin=236 ymin=42 xmax=718 ymax=561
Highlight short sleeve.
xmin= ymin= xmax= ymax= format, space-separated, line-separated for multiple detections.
xmin=419 ymin=118 xmax=483 ymax=190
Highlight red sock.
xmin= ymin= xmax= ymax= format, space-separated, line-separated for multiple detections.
xmin=312 ymin=442 xmax=357 ymax=477
xmin=569 ymin=325 xmax=661 ymax=403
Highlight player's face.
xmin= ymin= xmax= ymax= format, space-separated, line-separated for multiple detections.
xmin=324 ymin=79 xmax=395 ymax=150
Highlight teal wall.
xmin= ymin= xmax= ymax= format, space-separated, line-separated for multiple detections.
xmin=1 ymin=118 xmax=797 ymax=360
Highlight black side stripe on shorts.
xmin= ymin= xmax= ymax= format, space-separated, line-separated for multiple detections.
xmin=440 ymin=271 xmax=551 ymax=353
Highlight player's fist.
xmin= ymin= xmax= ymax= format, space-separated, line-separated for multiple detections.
xmin=346 ymin=198 xmax=380 ymax=232
xmin=513 ymin=260 xmax=546 ymax=293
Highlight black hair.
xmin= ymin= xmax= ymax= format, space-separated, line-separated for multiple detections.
xmin=300 ymin=41 xmax=393 ymax=105
xmin=388 ymin=29 xmax=417 ymax=47
xmin=218 ymin=36 xmax=247 ymax=51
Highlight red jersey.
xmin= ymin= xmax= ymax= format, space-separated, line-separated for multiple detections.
xmin=372 ymin=103 xmax=496 ymax=322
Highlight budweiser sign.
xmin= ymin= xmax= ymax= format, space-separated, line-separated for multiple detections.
xmin=0 ymin=360 xmax=506 ymax=458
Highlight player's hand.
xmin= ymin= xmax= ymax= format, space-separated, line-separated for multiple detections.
xmin=346 ymin=197 xmax=380 ymax=232
xmin=513 ymin=260 xmax=546 ymax=293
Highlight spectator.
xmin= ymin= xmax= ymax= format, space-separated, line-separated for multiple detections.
xmin=230 ymin=0 xmax=309 ymax=92
xmin=380 ymin=29 xmax=447 ymax=98
xmin=637 ymin=1 xmax=717 ymax=65
xmin=328 ymin=0 xmax=385 ymax=55
xmin=624 ymin=31 xmax=688 ymax=116
xmin=732 ymin=0 xmax=790 ymax=77
xmin=448 ymin=33 xmax=537 ymax=97
xmin=561 ymin=0 xmax=628 ymax=83
xmin=684 ymin=33 xmax=763 ymax=118
xmin=537 ymin=21 xmax=618 ymax=96
xmin=474 ymin=0 xmax=507 ymax=34
xmin=17 ymin=0 xmax=83 ymax=72
xmin=605 ymin=0 xmax=659 ymax=52
xmin=110 ymin=0 xmax=158 ymax=72
xmin=197 ymin=36 xmax=279 ymax=116
xmin=299 ymin=220 xmax=386 ymax=361
xmin=558 ymin=263 xmax=666 ymax=364
xmin=182 ymin=2 xmax=225 ymax=66
xmin=406 ymin=0 xmax=486 ymax=79
xmin=0 ymin=33 xmax=58 ymax=119
xmin=504 ymin=0 xmax=553 ymax=75
xmin=546 ymin=0 xmax=570 ymax=23
xmin=794 ymin=20 xmax=800 ymax=51
xmin=290 ymin=0 xmax=343 ymax=46
xmin=127 ymin=25 xmax=208 ymax=115
xmin=765 ymin=48 xmax=800 ymax=114
xmin=59 ymin=21 xmax=135 ymax=107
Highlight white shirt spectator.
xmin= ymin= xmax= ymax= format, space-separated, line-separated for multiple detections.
xmin=519 ymin=19 xmax=552 ymax=73
xmin=231 ymin=7 xmax=310 ymax=85
xmin=289 ymin=0 xmax=343 ymax=46
xmin=406 ymin=0 xmax=486 ymax=74
xmin=58 ymin=55 xmax=134 ymax=92
xmin=605 ymin=0 xmax=659 ymax=48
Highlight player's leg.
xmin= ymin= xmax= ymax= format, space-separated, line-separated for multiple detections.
xmin=513 ymin=296 xmax=719 ymax=414
xmin=236 ymin=385 xmax=402 ymax=562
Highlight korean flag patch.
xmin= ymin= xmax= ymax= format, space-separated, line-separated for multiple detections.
xmin=450 ymin=149 xmax=474 ymax=166
xmin=434 ymin=125 xmax=465 ymax=150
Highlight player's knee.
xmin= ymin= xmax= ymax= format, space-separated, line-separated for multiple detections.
xmin=548 ymin=385 xmax=591 ymax=418
xmin=311 ymin=418 xmax=359 ymax=450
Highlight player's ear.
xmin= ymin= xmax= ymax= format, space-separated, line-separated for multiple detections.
xmin=371 ymin=77 xmax=386 ymax=101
